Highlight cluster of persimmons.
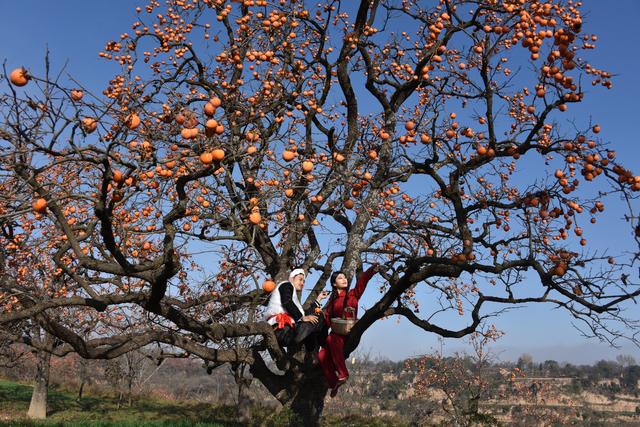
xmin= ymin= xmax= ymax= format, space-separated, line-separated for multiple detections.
xmin=1 ymin=0 xmax=637 ymax=377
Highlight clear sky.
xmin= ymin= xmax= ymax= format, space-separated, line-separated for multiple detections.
xmin=2 ymin=1 xmax=639 ymax=365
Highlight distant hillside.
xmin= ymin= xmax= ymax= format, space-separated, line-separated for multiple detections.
xmin=1 ymin=349 xmax=639 ymax=425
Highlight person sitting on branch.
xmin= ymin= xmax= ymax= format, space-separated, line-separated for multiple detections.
xmin=264 ymin=268 xmax=329 ymax=352
xmin=319 ymin=263 xmax=380 ymax=397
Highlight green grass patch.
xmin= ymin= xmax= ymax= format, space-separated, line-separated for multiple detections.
xmin=0 ymin=379 xmax=242 ymax=426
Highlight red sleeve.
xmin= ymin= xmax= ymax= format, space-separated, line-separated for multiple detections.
xmin=323 ymin=309 xmax=331 ymax=327
xmin=323 ymin=297 xmax=335 ymax=325
xmin=350 ymin=265 xmax=376 ymax=300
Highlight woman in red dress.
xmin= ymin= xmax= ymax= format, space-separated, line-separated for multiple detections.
xmin=318 ymin=264 xmax=379 ymax=397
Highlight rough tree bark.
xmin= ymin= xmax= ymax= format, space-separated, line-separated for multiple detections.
xmin=232 ymin=363 xmax=254 ymax=423
xmin=287 ymin=370 xmax=329 ymax=427
xmin=27 ymin=331 xmax=53 ymax=419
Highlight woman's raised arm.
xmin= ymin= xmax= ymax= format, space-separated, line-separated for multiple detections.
xmin=351 ymin=264 xmax=378 ymax=299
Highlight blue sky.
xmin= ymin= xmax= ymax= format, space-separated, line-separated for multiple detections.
xmin=2 ymin=1 xmax=639 ymax=364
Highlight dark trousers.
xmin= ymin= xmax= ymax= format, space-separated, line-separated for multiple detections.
xmin=274 ymin=315 xmax=327 ymax=352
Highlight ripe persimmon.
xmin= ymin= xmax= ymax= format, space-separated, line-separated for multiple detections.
xmin=32 ymin=198 xmax=47 ymax=214
xmin=204 ymin=102 xmax=216 ymax=117
xmin=553 ymin=264 xmax=566 ymax=276
xmin=262 ymin=279 xmax=276 ymax=293
xmin=82 ymin=117 xmax=97 ymax=133
xmin=282 ymin=150 xmax=296 ymax=161
xmin=249 ymin=211 xmax=261 ymax=224
xmin=211 ymin=149 xmax=225 ymax=161
xmin=200 ymin=152 xmax=213 ymax=164
xmin=9 ymin=68 xmax=29 ymax=86
xmin=70 ymin=89 xmax=84 ymax=101
xmin=126 ymin=113 xmax=141 ymax=130
xmin=113 ymin=170 xmax=124 ymax=183
xmin=302 ymin=160 xmax=314 ymax=172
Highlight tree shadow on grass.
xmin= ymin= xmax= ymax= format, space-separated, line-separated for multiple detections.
xmin=0 ymin=380 xmax=83 ymax=417
xmin=0 ymin=380 xmax=34 ymax=403
xmin=72 ymin=396 xmax=104 ymax=412
xmin=49 ymin=395 xmax=75 ymax=412
xmin=132 ymin=401 xmax=245 ymax=426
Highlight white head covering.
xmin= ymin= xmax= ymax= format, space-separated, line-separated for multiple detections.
xmin=289 ymin=268 xmax=306 ymax=282
xmin=264 ymin=268 xmax=306 ymax=324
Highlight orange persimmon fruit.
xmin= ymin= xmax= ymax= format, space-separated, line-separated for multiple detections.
xmin=70 ymin=89 xmax=84 ymax=101
xmin=32 ymin=198 xmax=47 ymax=214
xmin=10 ymin=68 xmax=29 ymax=86
xmin=126 ymin=113 xmax=141 ymax=130
xmin=262 ymin=279 xmax=276 ymax=293
xmin=211 ymin=149 xmax=225 ymax=161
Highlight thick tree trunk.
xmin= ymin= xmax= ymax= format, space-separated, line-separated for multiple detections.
xmin=27 ymin=346 xmax=51 ymax=419
xmin=287 ymin=371 xmax=328 ymax=427
xmin=250 ymin=349 xmax=328 ymax=426
xmin=232 ymin=363 xmax=253 ymax=423
xmin=237 ymin=379 xmax=253 ymax=423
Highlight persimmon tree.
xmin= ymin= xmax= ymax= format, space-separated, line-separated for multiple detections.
xmin=406 ymin=328 xmax=503 ymax=425
xmin=1 ymin=0 xmax=639 ymax=424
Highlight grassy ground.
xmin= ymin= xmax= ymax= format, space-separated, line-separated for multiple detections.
xmin=0 ymin=379 xmax=246 ymax=427
xmin=0 ymin=379 xmax=406 ymax=427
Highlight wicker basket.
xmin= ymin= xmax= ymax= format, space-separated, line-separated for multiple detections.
xmin=330 ymin=317 xmax=357 ymax=335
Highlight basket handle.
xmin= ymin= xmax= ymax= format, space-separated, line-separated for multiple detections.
xmin=343 ymin=306 xmax=356 ymax=319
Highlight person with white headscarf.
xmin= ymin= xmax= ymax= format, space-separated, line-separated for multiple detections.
xmin=264 ymin=268 xmax=329 ymax=349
